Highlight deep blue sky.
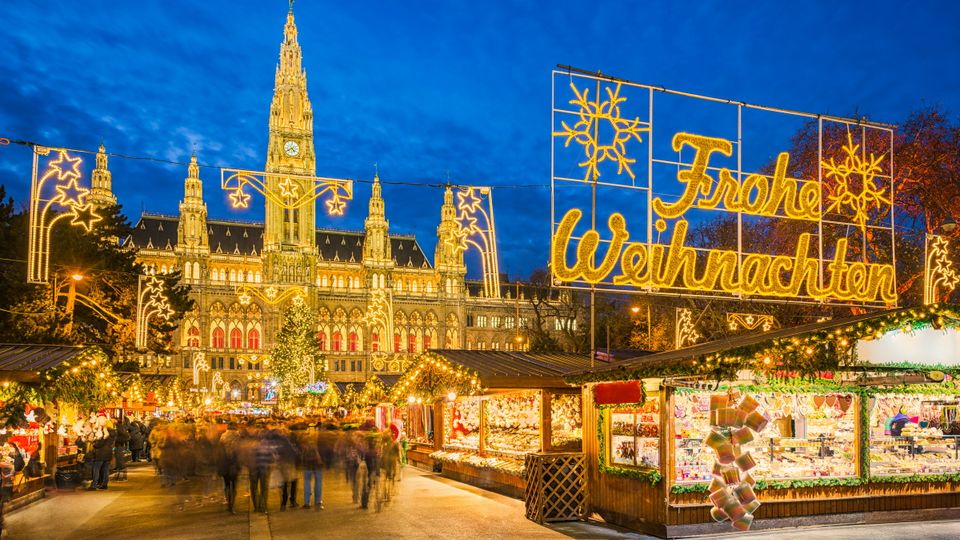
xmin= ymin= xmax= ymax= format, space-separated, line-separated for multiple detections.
xmin=2 ymin=1 xmax=959 ymax=279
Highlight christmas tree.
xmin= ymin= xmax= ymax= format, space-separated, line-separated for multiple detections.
xmin=271 ymin=300 xmax=325 ymax=403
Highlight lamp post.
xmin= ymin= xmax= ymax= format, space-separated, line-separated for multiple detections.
xmin=62 ymin=273 xmax=84 ymax=335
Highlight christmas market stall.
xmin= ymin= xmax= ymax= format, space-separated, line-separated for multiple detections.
xmin=566 ymin=305 xmax=960 ymax=538
xmin=391 ymin=350 xmax=589 ymax=497
xmin=0 ymin=344 xmax=122 ymax=507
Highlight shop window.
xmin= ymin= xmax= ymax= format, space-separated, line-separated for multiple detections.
xmin=483 ymin=391 xmax=541 ymax=456
xmin=371 ymin=332 xmax=380 ymax=352
xmin=247 ymin=328 xmax=261 ymax=350
xmin=332 ymin=332 xmax=342 ymax=352
xmin=230 ymin=328 xmax=243 ymax=349
xmin=212 ymin=328 xmax=225 ymax=349
xmin=444 ymin=398 xmax=480 ymax=452
xmin=552 ymin=394 xmax=583 ymax=451
xmin=869 ymin=393 xmax=960 ymax=476
xmin=673 ymin=391 xmax=856 ymax=484
xmin=407 ymin=404 xmax=434 ymax=444
xmin=348 ymin=332 xmax=358 ymax=352
xmin=607 ymin=398 xmax=660 ymax=469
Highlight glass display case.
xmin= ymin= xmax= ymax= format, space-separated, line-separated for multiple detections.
xmin=869 ymin=393 xmax=960 ymax=476
xmin=673 ymin=391 xmax=857 ymax=484
xmin=406 ymin=403 xmax=434 ymax=444
xmin=608 ymin=397 xmax=660 ymax=469
xmin=444 ymin=397 xmax=481 ymax=452
xmin=484 ymin=391 xmax=541 ymax=457
xmin=551 ymin=393 xmax=583 ymax=451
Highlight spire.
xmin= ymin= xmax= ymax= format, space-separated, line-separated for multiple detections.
xmin=89 ymin=142 xmax=116 ymax=208
xmin=184 ymin=152 xmax=203 ymax=201
xmin=178 ymin=151 xmax=208 ymax=253
xmin=435 ymin=184 xmax=465 ymax=273
xmin=363 ymin=168 xmax=391 ymax=265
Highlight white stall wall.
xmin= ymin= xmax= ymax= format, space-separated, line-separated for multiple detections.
xmin=857 ymin=327 xmax=960 ymax=366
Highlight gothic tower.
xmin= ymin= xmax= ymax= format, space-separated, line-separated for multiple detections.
xmin=263 ymin=3 xmax=318 ymax=283
xmin=435 ymin=185 xmax=466 ymax=295
xmin=363 ymin=172 xmax=393 ymax=270
xmin=177 ymin=153 xmax=209 ymax=282
xmin=88 ymin=143 xmax=117 ymax=208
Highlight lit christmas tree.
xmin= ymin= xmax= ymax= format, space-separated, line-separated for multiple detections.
xmin=271 ymin=300 xmax=325 ymax=404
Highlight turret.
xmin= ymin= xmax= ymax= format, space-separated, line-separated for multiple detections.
xmin=88 ymin=143 xmax=117 ymax=208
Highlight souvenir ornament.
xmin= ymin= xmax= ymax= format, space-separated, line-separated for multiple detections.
xmin=704 ymin=390 xmax=769 ymax=531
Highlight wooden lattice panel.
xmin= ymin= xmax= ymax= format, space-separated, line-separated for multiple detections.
xmin=524 ymin=452 xmax=587 ymax=523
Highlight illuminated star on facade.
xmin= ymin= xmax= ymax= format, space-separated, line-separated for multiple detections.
xmin=229 ymin=188 xmax=251 ymax=208
xmin=326 ymin=196 xmax=346 ymax=215
xmin=278 ymin=177 xmax=299 ymax=198
xmin=48 ymin=151 xmax=83 ymax=181
xmin=238 ymin=291 xmax=252 ymax=306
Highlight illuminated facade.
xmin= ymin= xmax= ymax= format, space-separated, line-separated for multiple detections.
xmin=123 ymin=6 xmax=546 ymax=399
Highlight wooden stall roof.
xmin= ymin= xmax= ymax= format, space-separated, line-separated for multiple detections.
xmin=0 ymin=343 xmax=87 ymax=381
xmin=570 ymin=305 xmax=960 ymax=382
xmin=430 ymin=350 xmax=592 ymax=389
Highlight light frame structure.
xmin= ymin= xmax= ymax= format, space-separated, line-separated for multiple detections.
xmin=220 ymin=167 xmax=353 ymax=216
xmin=27 ymin=147 xmax=102 ymax=283
xmin=675 ymin=307 xmax=700 ymax=349
xmin=135 ymin=275 xmax=175 ymax=349
xmin=445 ymin=186 xmax=502 ymax=298
xmin=551 ymin=69 xmax=898 ymax=308
xmin=924 ymin=234 xmax=959 ymax=304
xmin=726 ymin=313 xmax=777 ymax=332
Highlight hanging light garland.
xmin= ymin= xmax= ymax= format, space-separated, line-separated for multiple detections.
xmin=389 ymin=351 xmax=483 ymax=404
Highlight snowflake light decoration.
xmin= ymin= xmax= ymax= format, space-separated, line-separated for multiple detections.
xmin=554 ymin=82 xmax=649 ymax=181
xmin=821 ymin=132 xmax=890 ymax=234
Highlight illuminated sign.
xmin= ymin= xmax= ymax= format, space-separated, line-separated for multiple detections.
xmin=551 ymin=71 xmax=896 ymax=306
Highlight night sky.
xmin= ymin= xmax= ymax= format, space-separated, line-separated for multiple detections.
xmin=2 ymin=1 xmax=959 ymax=279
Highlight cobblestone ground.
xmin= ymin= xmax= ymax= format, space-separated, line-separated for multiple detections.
xmin=4 ymin=463 xmax=960 ymax=539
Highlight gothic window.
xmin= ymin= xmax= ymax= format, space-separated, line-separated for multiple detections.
xmin=230 ymin=328 xmax=243 ymax=349
xmin=316 ymin=331 xmax=327 ymax=351
xmin=394 ymin=333 xmax=401 ymax=353
xmin=247 ymin=328 xmax=261 ymax=350
xmin=220 ymin=269 xmax=226 ymax=281
xmin=332 ymin=332 xmax=343 ymax=352
xmin=187 ymin=325 xmax=200 ymax=348
xmin=337 ymin=276 xmax=344 ymax=288
xmin=161 ymin=265 xmax=168 ymax=274
xmin=212 ymin=327 xmax=225 ymax=349
xmin=371 ymin=332 xmax=380 ymax=352
xmin=425 ymin=282 xmax=433 ymax=293
xmin=396 ymin=279 xmax=403 ymax=292
xmin=229 ymin=269 xmax=236 ymax=282
xmin=491 ymin=316 xmax=501 ymax=329
xmin=476 ymin=315 xmax=487 ymax=327
xmin=466 ymin=315 xmax=474 ymax=327
xmin=185 ymin=263 xmax=192 ymax=279
xmin=423 ymin=334 xmax=431 ymax=351
xmin=255 ymin=271 xmax=262 ymax=283
xmin=193 ymin=262 xmax=200 ymax=280
xmin=321 ymin=275 xmax=328 ymax=287
xmin=411 ymin=281 xmax=418 ymax=293
xmin=408 ymin=334 xmax=416 ymax=353
xmin=446 ymin=278 xmax=452 ymax=294
xmin=505 ymin=317 xmax=515 ymax=329
xmin=348 ymin=332 xmax=358 ymax=352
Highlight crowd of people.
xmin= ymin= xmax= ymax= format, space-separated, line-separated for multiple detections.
xmin=144 ymin=416 xmax=404 ymax=514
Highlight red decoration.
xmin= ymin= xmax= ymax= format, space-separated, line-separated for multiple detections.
xmin=594 ymin=381 xmax=643 ymax=405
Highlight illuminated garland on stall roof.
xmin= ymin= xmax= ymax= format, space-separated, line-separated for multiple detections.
xmin=390 ymin=351 xmax=483 ymax=405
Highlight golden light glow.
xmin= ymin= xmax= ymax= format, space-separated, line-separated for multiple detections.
xmin=135 ymin=275 xmax=175 ymax=349
xmin=553 ymin=81 xmax=649 ymax=181
xmin=27 ymin=148 xmax=103 ymax=283
xmin=551 ymin=209 xmax=897 ymax=304
xmin=924 ymin=234 xmax=959 ymax=304
xmin=362 ymin=289 xmax=391 ymax=330
xmin=821 ymin=131 xmax=890 ymax=233
xmin=675 ymin=308 xmax=700 ymax=349
xmin=236 ymin=284 xmax=307 ymax=306
xmin=726 ymin=313 xmax=776 ymax=332
xmin=221 ymin=167 xmax=353 ymax=216
xmin=443 ymin=186 xmax=501 ymax=298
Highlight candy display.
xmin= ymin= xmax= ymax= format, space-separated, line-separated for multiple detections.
xmin=704 ymin=389 xmax=768 ymax=531
xmin=430 ymin=450 xmax=525 ymax=476
xmin=869 ymin=393 xmax=960 ymax=476
xmin=551 ymin=393 xmax=583 ymax=450
xmin=674 ymin=391 xmax=857 ymax=484
xmin=484 ymin=391 xmax=542 ymax=457
xmin=608 ymin=398 xmax=660 ymax=469
xmin=444 ymin=398 xmax=481 ymax=451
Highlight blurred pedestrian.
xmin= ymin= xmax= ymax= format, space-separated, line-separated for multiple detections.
xmin=217 ymin=423 xmax=241 ymax=514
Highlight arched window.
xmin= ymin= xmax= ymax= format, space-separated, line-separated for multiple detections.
xmin=348 ymin=332 xmax=358 ymax=352
xmin=408 ymin=334 xmax=417 ymax=353
xmin=187 ymin=326 xmax=200 ymax=348
xmin=212 ymin=327 xmax=225 ymax=349
xmin=230 ymin=328 xmax=243 ymax=349
xmin=394 ymin=333 xmax=401 ymax=353
xmin=219 ymin=269 xmax=226 ymax=281
xmin=247 ymin=328 xmax=261 ymax=350
xmin=193 ymin=262 xmax=200 ymax=280
xmin=316 ymin=331 xmax=327 ymax=351
xmin=423 ymin=334 xmax=431 ymax=351
xmin=321 ymin=275 xmax=328 ymax=287
xmin=411 ymin=281 xmax=418 ymax=293
xmin=184 ymin=263 xmax=192 ymax=279
xmin=332 ymin=332 xmax=342 ymax=352
xmin=371 ymin=332 xmax=380 ymax=352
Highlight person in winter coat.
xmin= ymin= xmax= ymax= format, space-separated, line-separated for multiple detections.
xmin=217 ymin=423 xmax=241 ymax=513
xmin=128 ymin=422 xmax=145 ymax=463
xmin=296 ymin=425 xmax=323 ymax=510
xmin=90 ymin=425 xmax=116 ymax=490
xmin=272 ymin=428 xmax=299 ymax=510
xmin=114 ymin=418 xmax=130 ymax=473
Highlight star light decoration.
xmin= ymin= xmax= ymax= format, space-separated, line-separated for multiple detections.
xmin=193 ymin=352 xmax=210 ymax=386
xmin=27 ymin=148 xmax=103 ymax=283
xmin=726 ymin=313 xmax=777 ymax=333
xmin=442 ymin=186 xmax=502 ymax=298
xmin=821 ymin=131 xmax=891 ymax=234
xmin=221 ymin=168 xmax=353 ymax=216
xmin=553 ymin=81 xmax=649 ymax=182
xmin=135 ymin=275 xmax=176 ymax=349
xmin=675 ymin=308 xmax=701 ymax=349
xmin=924 ymin=235 xmax=960 ymax=304
xmin=236 ymin=284 xmax=307 ymax=306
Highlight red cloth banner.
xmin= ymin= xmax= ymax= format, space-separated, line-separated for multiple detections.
xmin=593 ymin=380 xmax=643 ymax=405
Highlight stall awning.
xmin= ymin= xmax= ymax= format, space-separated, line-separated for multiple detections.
xmin=429 ymin=350 xmax=592 ymax=389
xmin=0 ymin=343 xmax=88 ymax=381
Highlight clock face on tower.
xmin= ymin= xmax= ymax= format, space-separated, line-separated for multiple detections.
xmin=284 ymin=140 xmax=300 ymax=157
